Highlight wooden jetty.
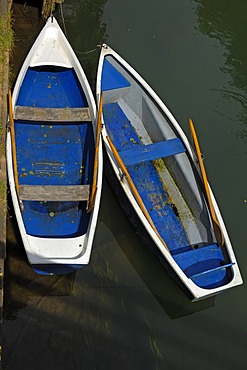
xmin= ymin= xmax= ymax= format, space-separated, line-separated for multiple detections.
xmin=0 ymin=0 xmax=64 ymax=365
xmin=0 ymin=0 xmax=11 ymax=365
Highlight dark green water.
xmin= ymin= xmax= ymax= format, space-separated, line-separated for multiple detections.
xmin=3 ymin=1 xmax=247 ymax=369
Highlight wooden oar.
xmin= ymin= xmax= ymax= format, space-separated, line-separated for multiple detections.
xmin=189 ymin=118 xmax=224 ymax=247
xmin=8 ymin=89 xmax=20 ymax=197
xmin=87 ymin=92 xmax=103 ymax=212
xmin=106 ymin=135 xmax=170 ymax=254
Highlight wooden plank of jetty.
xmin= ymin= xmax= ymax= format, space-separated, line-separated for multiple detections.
xmin=0 ymin=1 xmax=10 ymax=366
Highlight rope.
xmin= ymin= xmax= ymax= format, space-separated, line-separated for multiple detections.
xmin=59 ymin=2 xmax=100 ymax=55
xmin=59 ymin=2 xmax=68 ymax=38
xmin=74 ymin=46 xmax=101 ymax=55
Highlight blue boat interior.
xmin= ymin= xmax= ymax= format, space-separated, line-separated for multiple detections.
xmin=101 ymin=58 xmax=233 ymax=289
xmin=32 ymin=263 xmax=83 ymax=276
xmin=15 ymin=66 xmax=94 ymax=238
xmin=101 ymin=59 xmax=131 ymax=91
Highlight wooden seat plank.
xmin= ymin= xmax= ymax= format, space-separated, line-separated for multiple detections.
xmin=19 ymin=185 xmax=90 ymax=201
xmin=14 ymin=106 xmax=91 ymax=122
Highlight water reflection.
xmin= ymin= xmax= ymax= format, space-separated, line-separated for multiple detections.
xmin=4 ymin=1 xmax=246 ymax=369
xmin=194 ymin=0 xmax=247 ymax=140
xmin=194 ymin=0 xmax=247 ymax=89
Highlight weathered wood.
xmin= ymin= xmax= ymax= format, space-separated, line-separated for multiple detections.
xmin=42 ymin=0 xmax=55 ymax=20
xmin=19 ymin=184 xmax=90 ymax=201
xmin=0 ymin=0 xmax=11 ymax=363
xmin=14 ymin=106 xmax=92 ymax=122
xmin=42 ymin=0 xmax=65 ymax=20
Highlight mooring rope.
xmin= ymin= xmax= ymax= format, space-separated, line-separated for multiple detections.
xmin=74 ymin=46 xmax=101 ymax=55
xmin=59 ymin=2 xmax=68 ymax=38
xmin=59 ymin=2 xmax=100 ymax=55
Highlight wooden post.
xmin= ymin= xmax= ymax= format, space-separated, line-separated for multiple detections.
xmin=42 ymin=0 xmax=64 ymax=20
xmin=41 ymin=0 xmax=54 ymax=19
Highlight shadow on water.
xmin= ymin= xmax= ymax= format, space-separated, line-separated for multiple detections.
xmin=10 ymin=3 xmax=43 ymax=87
xmin=4 ymin=177 xmax=214 ymax=321
xmin=4 ymin=189 xmax=169 ymax=369
xmin=4 ymin=191 xmax=76 ymax=321
xmin=3 ymin=180 xmax=215 ymax=370
xmin=4 ymin=0 xmax=109 ymax=323
xmin=100 ymin=179 xmax=215 ymax=320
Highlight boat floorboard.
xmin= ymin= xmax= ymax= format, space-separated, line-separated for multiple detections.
xmin=16 ymin=121 xmax=93 ymax=237
xmin=14 ymin=67 xmax=94 ymax=237
xmin=103 ymin=101 xmax=232 ymax=288
xmin=103 ymin=102 xmax=190 ymax=253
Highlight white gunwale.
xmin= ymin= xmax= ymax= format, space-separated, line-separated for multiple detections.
xmin=96 ymin=44 xmax=243 ymax=301
xmin=6 ymin=17 xmax=103 ymax=272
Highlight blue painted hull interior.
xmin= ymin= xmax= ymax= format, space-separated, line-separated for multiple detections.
xmin=15 ymin=67 xmax=94 ymax=238
xmin=103 ymin=103 xmax=189 ymax=254
xmin=32 ymin=263 xmax=83 ymax=275
xmin=16 ymin=67 xmax=88 ymax=108
xmin=101 ymin=56 xmax=234 ymax=290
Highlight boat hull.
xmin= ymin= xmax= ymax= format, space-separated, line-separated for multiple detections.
xmin=6 ymin=17 xmax=103 ymax=275
xmin=96 ymin=44 xmax=243 ymax=300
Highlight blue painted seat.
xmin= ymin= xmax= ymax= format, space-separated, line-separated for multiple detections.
xmin=173 ymin=244 xmax=233 ymax=288
xmin=119 ymin=138 xmax=186 ymax=165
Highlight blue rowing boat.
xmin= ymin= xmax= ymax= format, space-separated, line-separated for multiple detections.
xmin=96 ymin=44 xmax=242 ymax=300
xmin=6 ymin=17 xmax=103 ymax=275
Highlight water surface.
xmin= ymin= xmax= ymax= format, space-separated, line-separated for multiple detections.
xmin=3 ymin=1 xmax=247 ymax=369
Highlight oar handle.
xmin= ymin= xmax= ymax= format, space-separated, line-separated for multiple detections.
xmin=189 ymin=118 xmax=224 ymax=247
xmin=106 ymin=135 xmax=170 ymax=254
xmin=87 ymin=92 xmax=103 ymax=212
